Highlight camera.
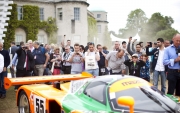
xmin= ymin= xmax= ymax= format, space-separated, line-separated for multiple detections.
xmin=22 ymin=46 xmax=28 ymax=49
xmin=147 ymin=42 xmax=152 ymax=47
xmin=176 ymin=48 xmax=180 ymax=56
xmin=76 ymin=53 xmax=80 ymax=55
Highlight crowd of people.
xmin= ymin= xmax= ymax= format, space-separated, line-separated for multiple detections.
xmin=0 ymin=34 xmax=180 ymax=99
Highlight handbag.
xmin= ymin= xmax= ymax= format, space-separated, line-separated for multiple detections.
xmin=51 ymin=62 xmax=55 ymax=73
xmin=61 ymin=61 xmax=66 ymax=71
xmin=61 ymin=52 xmax=70 ymax=71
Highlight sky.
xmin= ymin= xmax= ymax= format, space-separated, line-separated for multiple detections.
xmin=87 ymin=0 xmax=180 ymax=34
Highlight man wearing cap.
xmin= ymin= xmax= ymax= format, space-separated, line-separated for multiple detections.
xmin=124 ymin=54 xmax=145 ymax=77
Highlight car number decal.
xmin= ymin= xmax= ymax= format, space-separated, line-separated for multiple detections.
xmin=34 ymin=95 xmax=46 ymax=113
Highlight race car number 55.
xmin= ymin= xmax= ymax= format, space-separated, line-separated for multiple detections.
xmin=34 ymin=95 xmax=46 ymax=113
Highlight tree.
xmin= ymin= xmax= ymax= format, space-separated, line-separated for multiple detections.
xmin=87 ymin=16 xmax=97 ymax=42
xmin=145 ymin=12 xmax=175 ymax=39
xmin=115 ymin=9 xmax=148 ymax=39
xmin=103 ymin=26 xmax=111 ymax=49
xmin=155 ymin=28 xmax=179 ymax=40
xmin=126 ymin=9 xmax=148 ymax=31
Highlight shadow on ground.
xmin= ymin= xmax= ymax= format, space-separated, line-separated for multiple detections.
xmin=0 ymin=87 xmax=18 ymax=113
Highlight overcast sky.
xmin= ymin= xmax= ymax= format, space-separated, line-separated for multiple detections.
xmin=87 ymin=0 xmax=180 ymax=34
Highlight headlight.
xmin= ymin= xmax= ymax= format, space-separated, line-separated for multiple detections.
xmin=71 ymin=110 xmax=109 ymax=113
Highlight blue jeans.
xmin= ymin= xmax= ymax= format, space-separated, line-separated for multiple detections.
xmin=71 ymin=71 xmax=81 ymax=74
xmin=153 ymin=70 xmax=166 ymax=93
xmin=0 ymin=71 xmax=7 ymax=94
xmin=85 ymin=68 xmax=99 ymax=77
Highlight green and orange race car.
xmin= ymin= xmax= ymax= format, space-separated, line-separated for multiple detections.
xmin=4 ymin=72 xmax=180 ymax=113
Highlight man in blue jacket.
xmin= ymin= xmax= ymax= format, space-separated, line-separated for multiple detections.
xmin=163 ymin=34 xmax=180 ymax=96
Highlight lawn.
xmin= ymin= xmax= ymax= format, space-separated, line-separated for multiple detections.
xmin=0 ymin=87 xmax=18 ymax=113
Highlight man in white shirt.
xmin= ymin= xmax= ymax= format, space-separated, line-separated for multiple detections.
xmin=146 ymin=38 xmax=166 ymax=93
xmin=0 ymin=54 xmax=4 ymax=73
xmin=85 ymin=42 xmax=100 ymax=77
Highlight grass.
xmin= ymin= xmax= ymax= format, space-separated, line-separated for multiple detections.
xmin=0 ymin=87 xmax=18 ymax=113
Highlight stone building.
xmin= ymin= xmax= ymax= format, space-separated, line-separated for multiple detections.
xmin=91 ymin=10 xmax=109 ymax=45
xmin=13 ymin=0 xmax=89 ymax=45
xmin=13 ymin=0 xmax=109 ymax=46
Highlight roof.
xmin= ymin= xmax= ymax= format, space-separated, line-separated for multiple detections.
xmin=14 ymin=0 xmax=87 ymax=3
xmin=89 ymin=7 xmax=106 ymax=12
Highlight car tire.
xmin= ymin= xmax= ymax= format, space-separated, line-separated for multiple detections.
xmin=18 ymin=90 xmax=30 ymax=113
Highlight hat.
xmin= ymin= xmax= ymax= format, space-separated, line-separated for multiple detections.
xmin=132 ymin=54 xmax=138 ymax=58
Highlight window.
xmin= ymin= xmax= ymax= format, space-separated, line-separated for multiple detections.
xmin=109 ymin=86 xmax=178 ymax=112
xmin=38 ymin=35 xmax=44 ymax=44
xmin=74 ymin=8 xmax=80 ymax=20
xmin=58 ymin=8 xmax=63 ymax=20
xmin=15 ymin=35 xmax=23 ymax=45
xmin=84 ymin=81 xmax=106 ymax=104
xmin=73 ymin=36 xmax=80 ymax=43
xmin=17 ymin=6 xmax=23 ymax=20
xmin=97 ymin=14 xmax=101 ymax=18
xmin=97 ymin=25 xmax=101 ymax=33
xmin=39 ymin=8 xmax=44 ymax=21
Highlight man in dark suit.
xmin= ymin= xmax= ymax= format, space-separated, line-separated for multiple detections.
xmin=15 ymin=42 xmax=34 ymax=90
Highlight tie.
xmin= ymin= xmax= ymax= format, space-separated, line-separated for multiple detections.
xmin=26 ymin=53 xmax=28 ymax=70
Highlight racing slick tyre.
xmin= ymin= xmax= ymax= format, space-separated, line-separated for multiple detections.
xmin=18 ymin=90 xmax=30 ymax=113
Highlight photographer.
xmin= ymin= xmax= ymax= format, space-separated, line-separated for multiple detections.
xmin=61 ymin=45 xmax=72 ymax=74
xmin=69 ymin=43 xmax=84 ymax=74
xmin=61 ymin=35 xmax=74 ymax=52
xmin=163 ymin=34 xmax=180 ymax=96
xmin=127 ymin=37 xmax=142 ymax=59
xmin=50 ymin=47 xmax=61 ymax=75
xmin=146 ymin=38 xmax=166 ymax=93
xmin=97 ymin=44 xmax=108 ymax=76
xmin=15 ymin=42 xmax=34 ymax=89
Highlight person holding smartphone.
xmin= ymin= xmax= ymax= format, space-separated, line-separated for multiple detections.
xmin=69 ymin=43 xmax=84 ymax=74
xmin=127 ymin=37 xmax=142 ymax=59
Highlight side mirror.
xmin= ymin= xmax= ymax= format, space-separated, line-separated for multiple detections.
xmin=117 ymin=96 xmax=135 ymax=113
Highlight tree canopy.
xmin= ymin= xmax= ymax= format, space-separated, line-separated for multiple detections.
xmin=112 ymin=9 xmax=179 ymax=41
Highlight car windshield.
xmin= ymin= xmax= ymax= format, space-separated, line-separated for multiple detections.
xmin=109 ymin=86 xmax=180 ymax=113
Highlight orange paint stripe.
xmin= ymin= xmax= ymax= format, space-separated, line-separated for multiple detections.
xmin=4 ymin=72 xmax=92 ymax=89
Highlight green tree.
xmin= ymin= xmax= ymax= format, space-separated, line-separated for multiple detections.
xmin=126 ymin=9 xmax=148 ymax=31
xmin=139 ymin=12 xmax=180 ymax=41
xmin=87 ymin=16 xmax=97 ymax=42
xmin=155 ymin=28 xmax=179 ymax=40
xmin=113 ymin=9 xmax=148 ymax=39
xmin=103 ymin=26 xmax=111 ymax=49
xmin=3 ymin=4 xmax=57 ymax=49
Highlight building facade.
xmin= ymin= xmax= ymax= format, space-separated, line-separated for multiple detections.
xmin=13 ymin=0 xmax=89 ymax=45
xmin=91 ymin=10 xmax=109 ymax=46
xmin=12 ymin=0 xmax=109 ymax=46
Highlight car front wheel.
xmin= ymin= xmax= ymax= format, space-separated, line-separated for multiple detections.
xmin=18 ymin=91 xmax=30 ymax=113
